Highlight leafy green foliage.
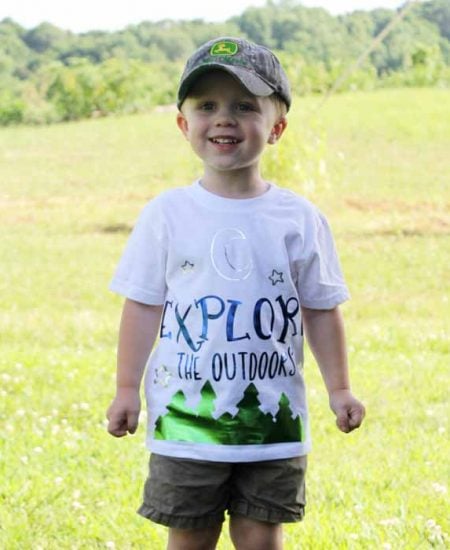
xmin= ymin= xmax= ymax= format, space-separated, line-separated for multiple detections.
xmin=0 ymin=0 xmax=449 ymax=125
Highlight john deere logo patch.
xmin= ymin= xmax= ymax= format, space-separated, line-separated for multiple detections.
xmin=210 ymin=41 xmax=239 ymax=56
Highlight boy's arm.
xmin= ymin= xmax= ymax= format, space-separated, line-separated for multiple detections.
xmin=107 ymin=298 xmax=163 ymax=437
xmin=301 ymin=305 xmax=365 ymax=433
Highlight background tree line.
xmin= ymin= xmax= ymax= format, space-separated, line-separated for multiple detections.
xmin=0 ymin=0 xmax=449 ymax=125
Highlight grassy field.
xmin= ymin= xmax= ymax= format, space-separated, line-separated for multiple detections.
xmin=0 ymin=88 xmax=449 ymax=549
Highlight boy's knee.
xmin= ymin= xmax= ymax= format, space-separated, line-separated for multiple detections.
xmin=229 ymin=516 xmax=283 ymax=550
xmin=167 ymin=524 xmax=222 ymax=550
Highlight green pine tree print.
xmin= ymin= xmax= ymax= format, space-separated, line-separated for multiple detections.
xmin=154 ymin=381 xmax=303 ymax=444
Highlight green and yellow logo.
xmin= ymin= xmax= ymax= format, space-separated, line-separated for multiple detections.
xmin=210 ymin=41 xmax=239 ymax=56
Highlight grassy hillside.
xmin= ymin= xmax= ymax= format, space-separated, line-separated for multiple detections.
xmin=0 ymin=88 xmax=448 ymax=549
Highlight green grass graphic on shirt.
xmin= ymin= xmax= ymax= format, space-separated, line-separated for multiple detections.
xmin=154 ymin=381 xmax=303 ymax=444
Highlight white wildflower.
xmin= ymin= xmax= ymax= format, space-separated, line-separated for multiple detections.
xmin=379 ymin=518 xmax=402 ymax=527
xmin=425 ymin=519 xmax=447 ymax=544
xmin=432 ymin=483 xmax=447 ymax=494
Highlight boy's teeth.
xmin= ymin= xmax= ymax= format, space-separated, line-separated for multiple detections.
xmin=212 ymin=138 xmax=238 ymax=144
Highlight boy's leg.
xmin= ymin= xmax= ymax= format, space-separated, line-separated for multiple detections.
xmin=229 ymin=516 xmax=283 ymax=550
xmin=167 ymin=524 xmax=222 ymax=550
xmin=228 ymin=456 xmax=307 ymax=550
xmin=138 ymin=454 xmax=231 ymax=548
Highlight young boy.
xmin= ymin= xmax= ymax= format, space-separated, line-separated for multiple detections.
xmin=107 ymin=37 xmax=365 ymax=550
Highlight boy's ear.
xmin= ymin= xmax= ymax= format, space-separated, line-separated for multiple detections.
xmin=268 ymin=117 xmax=287 ymax=145
xmin=176 ymin=112 xmax=189 ymax=139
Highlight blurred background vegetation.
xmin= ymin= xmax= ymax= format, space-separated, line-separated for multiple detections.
xmin=0 ymin=0 xmax=449 ymax=125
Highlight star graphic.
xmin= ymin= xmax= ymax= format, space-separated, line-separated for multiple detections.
xmin=181 ymin=260 xmax=195 ymax=273
xmin=153 ymin=365 xmax=173 ymax=388
xmin=269 ymin=269 xmax=284 ymax=286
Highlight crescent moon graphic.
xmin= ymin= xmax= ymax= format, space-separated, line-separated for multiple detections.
xmin=210 ymin=228 xmax=253 ymax=281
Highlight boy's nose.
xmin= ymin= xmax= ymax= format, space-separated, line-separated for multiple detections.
xmin=214 ymin=107 xmax=237 ymax=126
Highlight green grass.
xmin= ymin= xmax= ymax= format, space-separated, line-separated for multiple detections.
xmin=0 ymin=88 xmax=449 ymax=549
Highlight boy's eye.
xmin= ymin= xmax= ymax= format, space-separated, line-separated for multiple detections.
xmin=236 ymin=102 xmax=254 ymax=112
xmin=199 ymin=102 xmax=215 ymax=111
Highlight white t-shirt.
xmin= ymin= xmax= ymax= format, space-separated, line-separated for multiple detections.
xmin=110 ymin=181 xmax=349 ymax=462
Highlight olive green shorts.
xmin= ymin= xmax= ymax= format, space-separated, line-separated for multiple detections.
xmin=137 ymin=453 xmax=307 ymax=529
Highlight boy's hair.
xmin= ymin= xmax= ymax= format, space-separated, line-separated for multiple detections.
xmin=270 ymin=93 xmax=288 ymax=118
xmin=177 ymin=37 xmax=291 ymax=112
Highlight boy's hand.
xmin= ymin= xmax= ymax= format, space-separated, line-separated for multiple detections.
xmin=329 ymin=389 xmax=365 ymax=433
xmin=106 ymin=387 xmax=141 ymax=437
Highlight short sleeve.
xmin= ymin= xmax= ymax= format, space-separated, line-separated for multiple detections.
xmin=109 ymin=199 xmax=167 ymax=305
xmin=296 ymin=208 xmax=349 ymax=309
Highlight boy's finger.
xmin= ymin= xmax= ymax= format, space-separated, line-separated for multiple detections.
xmin=336 ymin=411 xmax=350 ymax=433
xmin=127 ymin=412 xmax=140 ymax=434
xmin=348 ymin=407 xmax=365 ymax=430
xmin=107 ymin=415 xmax=128 ymax=437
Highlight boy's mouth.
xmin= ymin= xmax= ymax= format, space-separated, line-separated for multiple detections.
xmin=209 ymin=136 xmax=241 ymax=145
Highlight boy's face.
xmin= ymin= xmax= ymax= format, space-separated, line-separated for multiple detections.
xmin=177 ymin=71 xmax=287 ymax=179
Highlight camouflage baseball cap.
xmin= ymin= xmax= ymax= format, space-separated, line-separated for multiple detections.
xmin=177 ymin=37 xmax=291 ymax=111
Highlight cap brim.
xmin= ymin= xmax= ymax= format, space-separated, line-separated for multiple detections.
xmin=177 ymin=64 xmax=274 ymax=108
